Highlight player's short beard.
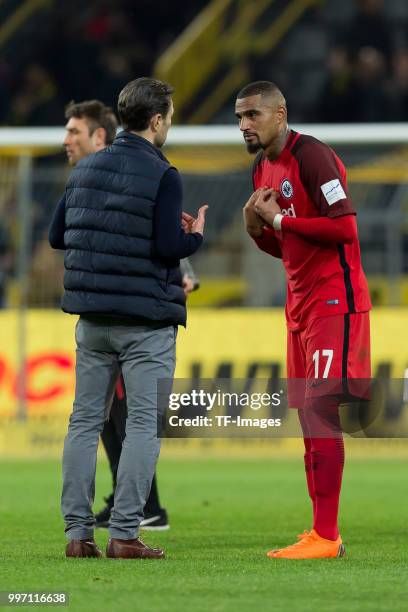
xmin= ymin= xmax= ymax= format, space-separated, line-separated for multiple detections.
xmin=246 ymin=137 xmax=262 ymax=154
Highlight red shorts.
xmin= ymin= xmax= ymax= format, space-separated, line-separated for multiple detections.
xmin=287 ymin=312 xmax=371 ymax=406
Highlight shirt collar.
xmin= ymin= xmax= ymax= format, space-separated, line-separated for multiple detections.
xmin=113 ymin=130 xmax=168 ymax=162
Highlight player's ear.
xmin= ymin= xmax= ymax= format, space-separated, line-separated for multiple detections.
xmin=92 ymin=127 xmax=106 ymax=147
xmin=276 ymin=105 xmax=287 ymax=125
xmin=150 ymin=113 xmax=162 ymax=133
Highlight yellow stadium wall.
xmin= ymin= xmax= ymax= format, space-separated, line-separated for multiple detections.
xmin=0 ymin=308 xmax=407 ymax=457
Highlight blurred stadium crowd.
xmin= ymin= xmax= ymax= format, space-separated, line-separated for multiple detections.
xmin=317 ymin=0 xmax=408 ymax=122
xmin=0 ymin=0 xmax=207 ymax=126
xmin=0 ymin=0 xmax=407 ymax=126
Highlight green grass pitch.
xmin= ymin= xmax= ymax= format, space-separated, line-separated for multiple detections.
xmin=0 ymin=456 xmax=407 ymax=612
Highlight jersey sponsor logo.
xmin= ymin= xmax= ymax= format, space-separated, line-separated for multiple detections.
xmin=281 ymin=203 xmax=296 ymax=217
xmin=280 ymin=179 xmax=293 ymax=199
xmin=320 ymin=179 xmax=346 ymax=206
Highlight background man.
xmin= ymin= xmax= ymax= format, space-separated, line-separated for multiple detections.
xmin=50 ymin=77 xmax=207 ymax=559
xmin=61 ymin=98 xmax=198 ymax=532
xmin=63 ymin=99 xmax=117 ymax=165
xmin=238 ymin=81 xmax=371 ymax=559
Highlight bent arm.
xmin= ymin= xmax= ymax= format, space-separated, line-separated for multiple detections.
xmin=281 ymin=214 xmax=357 ymax=245
xmin=253 ymin=226 xmax=282 ymax=258
xmin=154 ymin=168 xmax=203 ymax=260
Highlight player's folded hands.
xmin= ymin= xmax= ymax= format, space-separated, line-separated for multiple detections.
xmin=254 ymin=188 xmax=281 ymax=224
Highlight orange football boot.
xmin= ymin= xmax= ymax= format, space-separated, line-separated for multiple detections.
xmin=268 ymin=529 xmax=311 ymax=555
xmin=267 ymin=529 xmax=345 ymax=559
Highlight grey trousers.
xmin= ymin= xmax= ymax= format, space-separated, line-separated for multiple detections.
xmin=61 ymin=317 xmax=176 ymax=540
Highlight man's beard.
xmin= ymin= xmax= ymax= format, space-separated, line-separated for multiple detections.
xmin=245 ymin=135 xmax=263 ymax=154
xmin=246 ymin=141 xmax=262 ymax=153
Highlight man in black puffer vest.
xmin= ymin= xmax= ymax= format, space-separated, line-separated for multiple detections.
xmin=50 ymin=78 xmax=207 ymax=560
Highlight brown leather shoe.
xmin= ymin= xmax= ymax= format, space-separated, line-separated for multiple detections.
xmin=66 ymin=539 xmax=102 ymax=558
xmin=106 ymin=537 xmax=165 ymax=559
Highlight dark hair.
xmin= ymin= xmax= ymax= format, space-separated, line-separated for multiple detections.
xmin=64 ymin=100 xmax=118 ymax=144
xmin=237 ymin=80 xmax=283 ymax=100
xmin=117 ymin=77 xmax=174 ymax=132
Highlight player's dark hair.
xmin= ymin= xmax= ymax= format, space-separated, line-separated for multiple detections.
xmin=65 ymin=100 xmax=118 ymax=144
xmin=117 ymin=77 xmax=174 ymax=132
xmin=237 ymin=80 xmax=283 ymax=101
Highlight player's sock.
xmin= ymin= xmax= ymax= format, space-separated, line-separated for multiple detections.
xmin=302 ymin=397 xmax=344 ymax=541
xmin=310 ymin=435 xmax=344 ymax=540
xmin=304 ymin=448 xmax=317 ymax=519
xmin=298 ymin=409 xmax=316 ymax=520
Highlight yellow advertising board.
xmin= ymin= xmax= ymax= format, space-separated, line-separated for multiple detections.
xmin=0 ymin=308 xmax=407 ymax=417
xmin=0 ymin=308 xmax=407 ymax=456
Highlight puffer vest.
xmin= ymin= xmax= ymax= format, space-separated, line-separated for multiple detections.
xmin=62 ymin=131 xmax=186 ymax=325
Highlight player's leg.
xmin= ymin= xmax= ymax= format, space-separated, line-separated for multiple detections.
xmin=141 ymin=474 xmax=169 ymax=529
xmin=104 ymin=378 xmax=127 ymax=490
xmin=144 ymin=474 xmax=161 ymax=515
xmin=108 ymin=324 xmax=176 ymax=542
xmin=297 ymin=408 xmax=316 ymax=520
xmin=302 ymin=313 xmax=348 ymax=546
xmin=270 ymin=394 xmax=345 ymax=558
xmin=101 ymin=417 xmax=122 ymax=491
xmin=272 ymin=316 xmax=345 ymax=558
xmin=62 ymin=319 xmax=119 ymax=551
xmin=286 ymin=330 xmax=317 ymax=516
xmin=95 ymin=384 xmax=126 ymax=528
xmin=270 ymin=313 xmax=370 ymax=558
xmin=97 ymin=372 xmax=170 ymax=531
xmin=112 ymin=374 xmax=170 ymax=530
xmin=302 ymin=312 xmax=370 ymax=542
xmin=301 ymin=395 xmax=345 ymax=541
xmin=267 ymin=329 xmax=318 ymax=557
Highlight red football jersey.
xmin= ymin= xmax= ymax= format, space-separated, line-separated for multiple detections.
xmin=253 ymin=130 xmax=371 ymax=331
